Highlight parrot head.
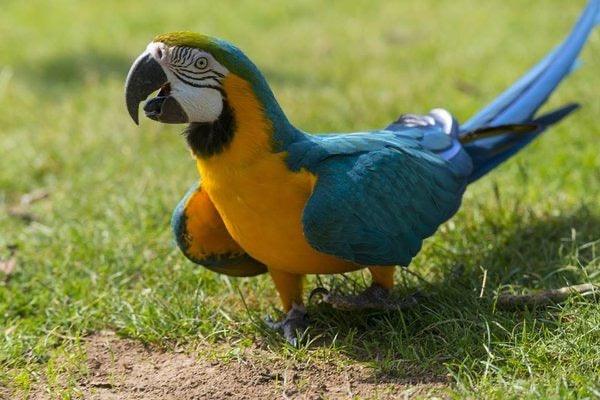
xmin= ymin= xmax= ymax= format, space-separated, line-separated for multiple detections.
xmin=125 ymin=32 xmax=268 ymax=126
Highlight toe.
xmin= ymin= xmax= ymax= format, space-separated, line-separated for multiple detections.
xmin=264 ymin=315 xmax=282 ymax=330
xmin=282 ymin=313 xmax=309 ymax=346
xmin=264 ymin=305 xmax=310 ymax=345
xmin=283 ymin=328 xmax=299 ymax=347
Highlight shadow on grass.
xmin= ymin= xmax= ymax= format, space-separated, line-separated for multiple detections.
xmin=306 ymin=206 xmax=599 ymax=381
xmin=19 ymin=50 xmax=132 ymax=94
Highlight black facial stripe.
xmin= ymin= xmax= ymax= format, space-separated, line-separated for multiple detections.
xmin=172 ymin=67 xmax=219 ymax=80
xmin=169 ymin=47 xmax=226 ymax=78
xmin=171 ymin=48 xmax=194 ymax=67
xmin=171 ymin=70 xmax=224 ymax=92
xmin=184 ymin=100 xmax=235 ymax=158
xmin=172 ymin=47 xmax=182 ymax=62
xmin=183 ymin=75 xmax=221 ymax=86
xmin=173 ymin=72 xmax=221 ymax=86
xmin=182 ymin=47 xmax=191 ymax=62
xmin=172 ymin=59 xmax=193 ymax=68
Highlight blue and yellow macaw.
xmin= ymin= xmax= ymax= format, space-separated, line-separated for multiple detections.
xmin=125 ymin=1 xmax=599 ymax=342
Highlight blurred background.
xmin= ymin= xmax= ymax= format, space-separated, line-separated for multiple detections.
xmin=0 ymin=0 xmax=598 ymax=397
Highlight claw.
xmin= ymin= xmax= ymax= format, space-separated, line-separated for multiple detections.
xmin=308 ymin=287 xmax=330 ymax=304
xmin=264 ymin=304 xmax=309 ymax=346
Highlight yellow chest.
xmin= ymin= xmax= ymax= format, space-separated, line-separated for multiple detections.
xmin=194 ymin=73 xmax=358 ymax=274
xmin=197 ymin=154 xmax=357 ymax=274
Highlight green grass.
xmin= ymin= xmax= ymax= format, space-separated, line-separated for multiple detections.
xmin=1 ymin=0 xmax=599 ymax=398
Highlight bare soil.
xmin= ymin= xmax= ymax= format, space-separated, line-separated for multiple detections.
xmin=28 ymin=332 xmax=449 ymax=399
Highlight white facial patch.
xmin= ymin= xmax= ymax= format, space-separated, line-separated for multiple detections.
xmin=147 ymin=42 xmax=230 ymax=123
xmin=174 ymin=87 xmax=224 ymax=122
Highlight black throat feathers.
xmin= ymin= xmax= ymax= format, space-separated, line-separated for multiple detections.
xmin=184 ymin=100 xmax=236 ymax=158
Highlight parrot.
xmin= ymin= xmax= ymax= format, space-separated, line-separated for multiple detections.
xmin=125 ymin=0 xmax=600 ymax=343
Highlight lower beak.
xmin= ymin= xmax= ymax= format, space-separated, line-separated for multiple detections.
xmin=124 ymin=51 xmax=188 ymax=125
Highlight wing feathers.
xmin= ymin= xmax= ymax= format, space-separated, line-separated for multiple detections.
xmin=301 ymin=144 xmax=467 ymax=266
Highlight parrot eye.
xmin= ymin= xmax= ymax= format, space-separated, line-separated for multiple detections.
xmin=195 ymin=57 xmax=209 ymax=70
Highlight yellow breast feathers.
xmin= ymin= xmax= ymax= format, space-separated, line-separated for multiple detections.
xmin=195 ymin=74 xmax=358 ymax=274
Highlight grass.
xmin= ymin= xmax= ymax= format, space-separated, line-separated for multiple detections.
xmin=1 ymin=0 xmax=599 ymax=398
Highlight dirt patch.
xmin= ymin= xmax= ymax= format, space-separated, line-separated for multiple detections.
xmin=33 ymin=332 xmax=449 ymax=399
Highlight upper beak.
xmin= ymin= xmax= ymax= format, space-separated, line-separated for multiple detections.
xmin=125 ymin=51 xmax=167 ymax=125
xmin=124 ymin=51 xmax=188 ymax=125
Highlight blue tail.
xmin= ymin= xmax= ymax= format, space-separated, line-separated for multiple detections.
xmin=462 ymin=0 xmax=599 ymax=183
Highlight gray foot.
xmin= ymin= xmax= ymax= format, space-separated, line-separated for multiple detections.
xmin=265 ymin=304 xmax=309 ymax=346
xmin=310 ymin=284 xmax=420 ymax=311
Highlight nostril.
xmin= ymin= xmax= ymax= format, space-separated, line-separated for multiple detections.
xmin=148 ymin=43 xmax=167 ymax=62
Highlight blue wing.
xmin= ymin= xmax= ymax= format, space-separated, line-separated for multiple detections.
xmin=282 ymin=0 xmax=599 ymax=266
xmin=286 ymin=110 xmax=472 ymax=266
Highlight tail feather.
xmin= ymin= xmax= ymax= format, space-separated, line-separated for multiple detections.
xmin=466 ymin=104 xmax=580 ymax=182
xmin=459 ymin=123 xmax=538 ymax=144
xmin=463 ymin=0 xmax=599 ymax=183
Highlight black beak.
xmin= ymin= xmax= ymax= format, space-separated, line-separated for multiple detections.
xmin=124 ymin=51 xmax=188 ymax=125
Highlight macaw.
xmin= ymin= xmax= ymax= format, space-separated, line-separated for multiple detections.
xmin=125 ymin=1 xmax=599 ymax=343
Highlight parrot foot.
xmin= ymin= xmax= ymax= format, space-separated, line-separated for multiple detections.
xmin=309 ymin=284 xmax=421 ymax=311
xmin=264 ymin=303 xmax=309 ymax=346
